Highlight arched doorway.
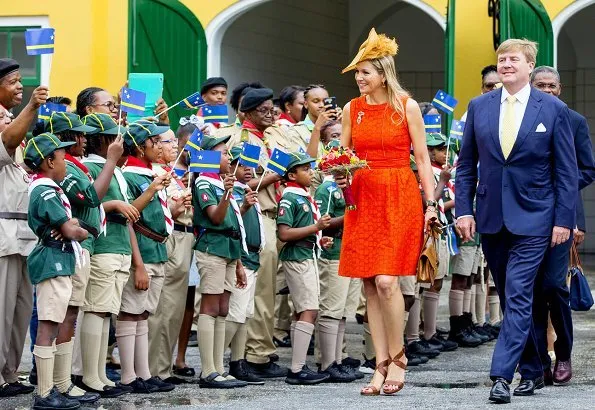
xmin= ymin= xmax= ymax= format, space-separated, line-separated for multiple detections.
xmin=553 ymin=0 xmax=595 ymax=252
xmin=207 ymin=0 xmax=445 ymax=111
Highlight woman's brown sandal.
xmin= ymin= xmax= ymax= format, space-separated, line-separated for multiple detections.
xmin=360 ymin=359 xmax=389 ymax=396
xmin=382 ymin=350 xmax=407 ymax=395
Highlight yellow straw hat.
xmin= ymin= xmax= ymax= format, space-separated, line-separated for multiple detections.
xmin=342 ymin=28 xmax=399 ymax=74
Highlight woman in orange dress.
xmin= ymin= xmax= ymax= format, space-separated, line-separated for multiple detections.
xmin=339 ymin=28 xmax=438 ymax=395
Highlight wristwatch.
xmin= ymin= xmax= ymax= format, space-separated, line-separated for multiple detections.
xmin=424 ymin=200 xmax=438 ymax=208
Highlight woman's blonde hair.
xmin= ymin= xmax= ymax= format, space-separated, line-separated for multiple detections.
xmin=369 ymin=56 xmax=410 ymax=122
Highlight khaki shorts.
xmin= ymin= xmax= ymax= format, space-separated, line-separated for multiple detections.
xmin=450 ymin=246 xmax=480 ymax=277
xmin=344 ymin=278 xmax=362 ymax=317
xmin=318 ymin=258 xmax=351 ymax=319
xmin=284 ymin=259 xmax=319 ymax=314
xmin=37 ymin=275 xmax=72 ymax=323
xmin=437 ymin=237 xmax=449 ymax=280
xmin=196 ymin=251 xmax=237 ymax=295
xmin=69 ymin=249 xmax=91 ymax=307
xmin=84 ymin=253 xmax=131 ymax=314
xmin=120 ymin=263 xmax=165 ymax=315
xmin=227 ymin=268 xmax=258 ymax=323
xmin=399 ymin=276 xmax=417 ymax=297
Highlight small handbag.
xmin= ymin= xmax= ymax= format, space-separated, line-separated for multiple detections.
xmin=417 ymin=218 xmax=443 ymax=285
xmin=569 ymin=243 xmax=594 ymax=312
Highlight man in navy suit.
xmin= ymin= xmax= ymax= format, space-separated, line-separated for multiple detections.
xmin=455 ymin=39 xmax=578 ymax=404
xmin=529 ymin=66 xmax=595 ymax=386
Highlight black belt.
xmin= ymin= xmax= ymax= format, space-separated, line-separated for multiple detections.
xmin=0 ymin=212 xmax=28 ymax=220
xmin=292 ymin=240 xmax=315 ymax=250
xmin=106 ymin=213 xmax=128 ymax=225
xmin=247 ymin=244 xmax=261 ymax=253
xmin=41 ymin=238 xmax=74 ymax=253
xmin=174 ymin=223 xmax=193 ymax=233
xmin=199 ymin=228 xmax=241 ymax=240
xmin=78 ymin=219 xmax=99 ymax=239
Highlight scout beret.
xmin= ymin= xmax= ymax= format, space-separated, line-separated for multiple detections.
xmin=200 ymin=135 xmax=231 ymax=151
xmin=45 ymin=112 xmax=97 ymax=134
xmin=82 ymin=113 xmax=124 ymax=136
xmin=285 ymin=152 xmax=315 ymax=177
xmin=0 ymin=58 xmax=19 ymax=79
xmin=124 ymin=120 xmax=169 ymax=147
xmin=240 ymin=88 xmax=274 ymax=112
xmin=24 ymin=133 xmax=76 ymax=169
xmin=426 ymin=132 xmax=447 ymax=147
xmin=201 ymin=77 xmax=228 ymax=94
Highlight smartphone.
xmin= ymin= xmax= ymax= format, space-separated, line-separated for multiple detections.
xmin=127 ymin=73 xmax=164 ymax=123
xmin=324 ymin=97 xmax=337 ymax=111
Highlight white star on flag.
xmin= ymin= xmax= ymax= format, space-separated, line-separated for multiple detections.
xmin=440 ymin=93 xmax=445 ymax=99
xmin=45 ymin=107 xmax=50 ymax=112
xmin=198 ymin=155 xmax=203 ymax=160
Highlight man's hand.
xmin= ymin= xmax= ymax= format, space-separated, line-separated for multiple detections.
xmin=106 ymin=134 xmax=124 ymax=163
xmin=134 ymin=264 xmax=149 ymax=291
xmin=316 ymin=214 xmax=332 ymax=230
xmin=551 ymin=226 xmax=571 ymax=247
xmin=456 ymin=217 xmax=476 ymax=243
xmin=28 ymin=86 xmax=49 ymax=110
xmin=574 ymin=228 xmax=585 ymax=246
xmin=235 ymin=263 xmax=247 ymax=289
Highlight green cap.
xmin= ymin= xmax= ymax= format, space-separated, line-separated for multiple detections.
xmin=124 ymin=120 xmax=170 ymax=147
xmin=285 ymin=152 xmax=315 ymax=176
xmin=325 ymin=140 xmax=340 ymax=150
xmin=200 ymin=135 xmax=231 ymax=151
xmin=229 ymin=146 xmax=242 ymax=162
xmin=410 ymin=154 xmax=417 ymax=171
xmin=45 ymin=112 xmax=97 ymax=134
xmin=24 ymin=133 xmax=76 ymax=169
xmin=82 ymin=113 xmax=124 ymax=135
xmin=426 ymin=132 xmax=447 ymax=147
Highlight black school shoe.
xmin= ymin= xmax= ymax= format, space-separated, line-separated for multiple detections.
xmin=358 ymin=355 xmax=376 ymax=374
xmin=285 ymin=365 xmax=329 ymax=385
xmin=118 ymin=378 xmax=159 ymax=394
xmin=319 ymin=362 xmax=356 ymax=383
xmin=341 ymin=356 xmax=361 ymax=369
xmin=33 ymin=388 xmax=80 ymax=410
xmin=198 ymin=372 xmax=235 ymax=389
xmin=426 ymin=333 xmax=459 ymax=352
xmin=144 ymin=376 xmax=175 ymax=392
xmin=273 ymin=335 xmax=292 ymax=348
xmin=73 ymin=379 xmax=126 ymax=398
xmin=339 ymin=363 xmax=365 ymax=380
xmin=407 ymin=340 xmax=440 ymax=359
xmin=229 ymin=360 xmax=265 ymax=385
xmin=61 ymin=384 xmax=100 ymax=404
xmin=0 ymin=381 xmax=35 ymax=397
xmin=247 ymin=360 xmax=287 ymax=378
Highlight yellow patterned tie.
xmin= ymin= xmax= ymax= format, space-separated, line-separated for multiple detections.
xmin=501 ymin=95 xmax=517 ymax=159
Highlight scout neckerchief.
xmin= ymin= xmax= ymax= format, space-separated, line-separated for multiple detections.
xmin=123 ymin=156 xmax=174 ymax=235
xmin=83 ymin=154 xmax=129 ymax=204
xmin=276 ymin=112 xmax=296 ymax=128
xmin=234 ymin=180 xmax=266 ymax=252
xmin=241 ymin=119 xmax=269 ymax=155
xmin=28 ymin=174 xmax=85 ymax=268
xmin=196 ymin=173 xmax=248 ymax=253
xmin=65 ymin=153 xmax=107 ymax=236
xmin=431 ymin=163 xmax=449 ymax=225
xmin=283 ymin=181 xmax=322 ymax=251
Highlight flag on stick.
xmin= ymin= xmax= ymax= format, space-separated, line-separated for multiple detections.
xmin=25 ymin=28 xmax=55 ymax=55
xmin=239 ymin=143 xmax=261 ymax=168
xmin=432 ymin=90 xmax=458 ymax=114
xmin=202 ymin=105 xmax=228 ymax=124
xmin=38 ymin=102 xmax=66 ymax=122
xmin=424 ymin=114 xmax=441 ymax=133
xmin=178 ymin=92 xmax=205 ymax=109
xmin=185 ymin=128 xmax=203 ymax=154
xmin=266 ymin=149 xmax=291 ymax=175
xmin=120 ymin=88 xmax=146 ymax=116
xmin=189 ymin=150 xmax=221 ymax=173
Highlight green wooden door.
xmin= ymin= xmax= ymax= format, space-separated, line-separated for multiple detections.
xmin=498 ymin=0 xmax=553 ymax=66
xmin=128 ymin=0 xmax=207 ymax=128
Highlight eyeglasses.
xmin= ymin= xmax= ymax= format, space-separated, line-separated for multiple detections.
xmin=161 ymin=139 xmax=174 ymax=144
xmin=148 ymin=137 xmax=162 ymax=145
xmin=254 ymin=108 xmax=275 ymax=116
xmin=91 ymin=101 xmax=119 ymax=111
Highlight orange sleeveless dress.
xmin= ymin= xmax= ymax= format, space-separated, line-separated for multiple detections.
xmin=339 ymin=96 xmax=423 ymax=278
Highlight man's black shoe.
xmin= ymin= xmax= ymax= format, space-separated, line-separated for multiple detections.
xmin=426 ymin=333 xmax=458 ymax=352
xmin=273 ymin=335 xmax=292 ymax=348
xmin=229 ymin=360 xmax=265 ymax=385
xmin=319 ymin=362 xmax=356 ymax=383
xmin=285 ymin=365 xmax=329 ymax=385
xmin=489 ymin=378 xmax=511 ymax=404
xmin=29 ymin=366 xmax=38 ymax=386
xmin=247 ymin=360 xmax=287 ymax=378
xmin=513 ymin=376 xmax=544 ymax=396
xmin=144 ymin=376 xmax=175 ymax=392
xmin=33 ymin=388 xmax=80 ymax=410
xmin=341 ymin=356 xmax=361 ymax=369
xmin=118 ymin=377 xmax=159 ymax=393
xmin=407 ymin=340 xmax=440 ymax=358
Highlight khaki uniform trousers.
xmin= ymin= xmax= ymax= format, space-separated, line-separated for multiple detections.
xmin=274 ymin=259 xmax=293 ymax=339
xmin=0 ymin=255 xmax=33 ymax=384
xmin=148 ymin=231 xmax=194 ymax=380
xmin=246 ymin=215 xmax=277 ymax=363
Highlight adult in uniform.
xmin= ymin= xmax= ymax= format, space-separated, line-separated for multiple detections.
xmin=0 ymin=58 xmax=47 ymax=397
xmin=226 ymin=88 xmax=288 ymax=378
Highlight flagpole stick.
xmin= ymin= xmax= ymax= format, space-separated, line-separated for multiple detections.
xmin=255 ymin=170 xmax=268 ymax=193
xmin=116 ymin=104 xmax=123 ymax=135
xmin=169 ymin=150 xmax=186 ymax=175
xmin=225 ymin=161 xmax=241 ymax=200
xmin=154 ymin=103 xmax=177 ymax=119
xmin=445 ymin=136 xmax=452 ymax=167
xmin=326 ymin=193 xmax=332 ymax=215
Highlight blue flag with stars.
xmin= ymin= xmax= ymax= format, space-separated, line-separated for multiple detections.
xmin=449 ymin=120 xmax=465 ymax=141
xmin=202 ymin=105 xmax=228 ymax=124
xmin=185 ymin=128 xmax=203 ymax=154
xmin=189 ymin=150 xmax=221 ymax=173
xmin=266 ymin=149 xmax=291 ymax=175
xmin=432 ymin=90 xmax=458 ymax=114
xmin=25 ymin=28 xmax=55 ymax=55
xmin=38 ymin=102 xmax=66 ymax=122
xmin=239 ymin=143 xmax=261 ymax=168
xmin=173 ymin=168 xmax=186 ymax=178
xmin=423 ymin=114 xmax=441 ymax=133
xmin=120 ymin=87 xmax=146 ymax=115
xmin=178 ymin=92 xmax=205 ymax=109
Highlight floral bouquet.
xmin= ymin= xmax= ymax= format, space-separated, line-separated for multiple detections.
xmin=318 ymin=146 xmax=368 ymax=210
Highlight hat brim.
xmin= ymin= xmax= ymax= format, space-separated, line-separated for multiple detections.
xmin=144 ymin=125 xmax=170 ymax=138
xmin=72 ymin=124 xmax=98 ymax=133
xmin=93 ymin=126 xmax=126 ymax=136
xmin=285 ymin=157 xmax=315 ymax=175
xmin=202 ymin=135 xmax=231 ymax=151
xmin=57 ymin=141 xmax=77 ymax=149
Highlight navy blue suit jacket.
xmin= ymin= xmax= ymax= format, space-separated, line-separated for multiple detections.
xmin=456 ymin=87 xmax=578 ymax=237
xmin=569 ymin=109 xmax=595 ymax=232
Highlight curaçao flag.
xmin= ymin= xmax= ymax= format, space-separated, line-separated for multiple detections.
xmin=239 ymin=143 xmax=261 ymax=168
xmin=424 ymin=114 xmax=441 ymax=133
xmin=38 ymin=102 xmax=66 ymax=122
xmin=120 ymin=88 xmax=146 ymax=116
xmin=432 ymin=90 xmax=458 ymax=114
xmin=25 ymin=28 xmax=55 ymax=55
xmin=185 ymin=128 xmax=203 ymax=154
xmin=202 ymin=105 xmax=228 ymax=124
xmin=178 ymin=92 xmax=205 ymax=109
xmin=189 ymin=150 xmax=221 ymax=173
xmin=266 ymin=149 xmax=291 ymax=175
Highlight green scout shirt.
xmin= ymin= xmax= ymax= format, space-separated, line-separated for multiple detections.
xmin=277 ymin=192 xmax=316 ymax=262
xmin=193 ymin=178 xmax=242 ymax=260
xmin=87 ymin=163 xmax=131 ymax=255
xmin=314 ymin=180 xmax=345 ymax=260
xmin=123 ymin=172 xmax=168 ymax=264
xmin=61 ymin=161 xmax=101 ymax=253
xmin=233 ymin=185 xmax=261 ymax=271
xmin=27 ymin=185 xmax=74 ymax=284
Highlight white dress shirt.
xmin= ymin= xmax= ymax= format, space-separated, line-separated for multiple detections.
xmin=499 ymin=82 xmax=531 ymax=145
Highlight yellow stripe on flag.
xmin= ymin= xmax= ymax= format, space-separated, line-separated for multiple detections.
xmin=121 ymin=101 xmax=144 ymax=111
xmin=432 ymin=98 xmax=454 ymax=112
xmin=26 ymin=44 xmax=54 ymax=50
